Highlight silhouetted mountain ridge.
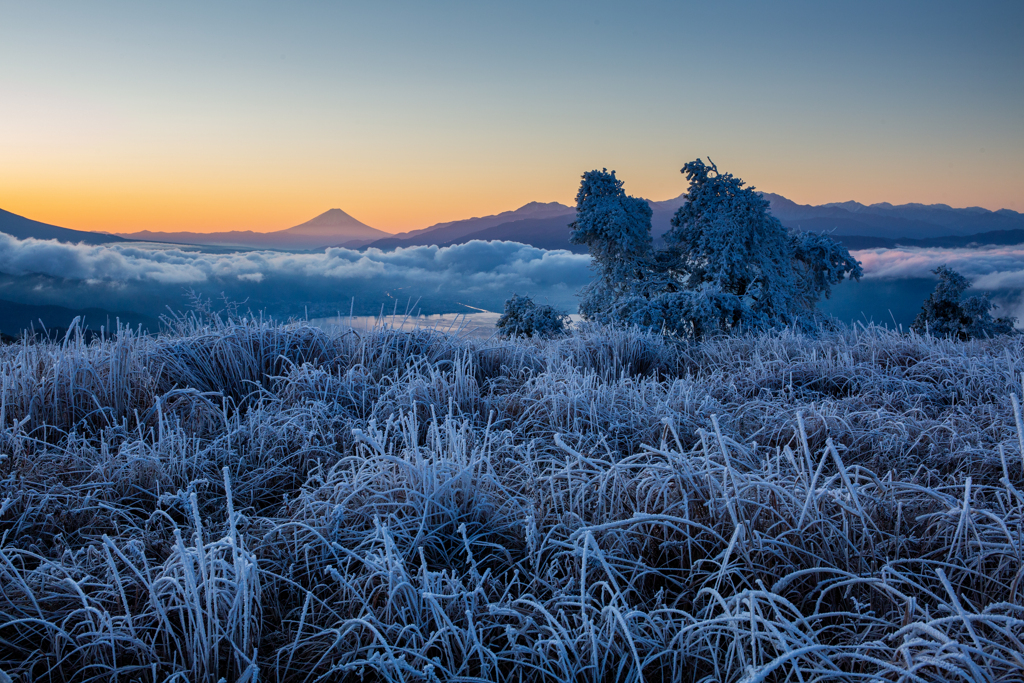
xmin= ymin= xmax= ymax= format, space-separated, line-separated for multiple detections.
xmin=4 ymin=193 xmax=1022 ymax=255
xmin=0 ymin=208 xmax=128 ymax=245
xmin=119 ymin=209 xmax=388 ymax=250
xmin=763 ymin=193 xmax=1024 ymax=238
xmin=440 ymin=216 xmax=588 ymax=253
xmin=352 ymin=192 xmax=1024 ymax=253
xmin=359 ymin=191 xmax=1024 ymax=253
xmin=358 ymin=202 xmax=576 ymax=251
xmin=354 ymin=194 xmax=690 ymax=252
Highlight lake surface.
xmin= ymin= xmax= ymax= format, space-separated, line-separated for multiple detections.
xmin=311 ymin=311 xmax=586 ymax=339
xmin=311 ymin=311 xmax=505 ymax=339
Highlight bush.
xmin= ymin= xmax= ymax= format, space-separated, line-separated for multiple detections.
xmin=911 ymin=264 xmax=1015 ymax=339
xmin=570 ymin=160 xmax=862 ymax=338
xmin=495 ymin=293 xmax=569 ymax=338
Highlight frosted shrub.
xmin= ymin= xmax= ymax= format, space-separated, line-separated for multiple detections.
xmin=571 ymin=159 xmax=863 ymax=338
xmin=912 ymin=264 xmax=1015 ymax=340
xmin=496 ymin=293 xmax=569 ymax=338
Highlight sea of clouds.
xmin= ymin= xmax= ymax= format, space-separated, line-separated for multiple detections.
xmin=0 ymin=233 xmax=593 ymax=319
xmin=2 ymin=233 xmax=1024 ymax=326
xmin=849 ymin=246 xmax=1024 ymax=324
xmin=854 ymin=246 xmax=1024 ymax=287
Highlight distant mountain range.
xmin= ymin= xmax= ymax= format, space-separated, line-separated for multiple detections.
xmin=360 ymin=202 xmax=576 ymax=251
xmin=762 ymin=194 xmax=1024 ymax=240
xmin=352 ymin=195 xmax=691 ymax=253
xmin=352 ymin=193 xmax=1024 ymax=253
xmin=116 ymin=208 xmax=389 ymax=250
xmin=2 ymin=195 xmax=1024 ymax=254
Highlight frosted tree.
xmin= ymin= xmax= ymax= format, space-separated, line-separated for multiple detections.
xmin=496 ymin=293 xmax=569 ymax=338
xmin=571 ymin=159 xmax=863 ymax=338
xmin=568 ymin=169 xmax=658 ymax=324
xmin=911 ymin=265 xmax=1015 ymax=340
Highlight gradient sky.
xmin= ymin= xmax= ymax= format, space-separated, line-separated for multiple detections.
xmin=1 ymin=0 xmax=1021 ymax=235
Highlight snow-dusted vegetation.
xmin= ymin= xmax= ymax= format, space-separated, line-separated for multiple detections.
xmin=912 ymin=265 xmax=1016 ymax=341
xmin=2 ymin=312 xmax=1024 ymax=682
xmin=571 ymin=160 xmax=862 ymax=338
xmin=496 ymin=294 xmax=569 ymax=339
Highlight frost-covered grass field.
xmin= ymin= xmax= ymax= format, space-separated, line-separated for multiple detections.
xmin=1 ymin=315 xmax=1023 ymax=682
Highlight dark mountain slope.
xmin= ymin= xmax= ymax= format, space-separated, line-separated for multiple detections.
xmin=360 ymin=202 xmax=574 ymax=250
xmin=0 ymin=208 xmax=128 ymax=245
xmin=361 ymin=197 xmax=688 ymax=252
xmin=764 ymin=193 xmax=1024 ymax=239
xmin=442 ymin=215 xmax=587 ymax=253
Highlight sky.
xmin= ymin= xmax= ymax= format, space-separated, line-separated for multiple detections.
xmin=1 ymin=0 xmax=1022 ymax=235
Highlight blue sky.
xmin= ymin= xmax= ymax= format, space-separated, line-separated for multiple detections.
xmin=1 ymin=0 xmax=1021 ymax=233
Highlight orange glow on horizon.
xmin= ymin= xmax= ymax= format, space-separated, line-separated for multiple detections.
xmin=0 ymin=177 xmax=576 ymax=236
xmin=3 ymin=171 xmax=1021 ymax=238
xmin=2 ymin=148 xmax=1022 ymax=236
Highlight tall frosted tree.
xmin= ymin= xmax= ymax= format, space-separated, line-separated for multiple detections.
xmin=571 ymin=159 xmax=863 ymax=338
xmin=569 ymin=169 xmax=656 ymax=324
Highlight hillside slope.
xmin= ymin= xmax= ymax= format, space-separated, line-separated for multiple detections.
xmin=359 ymin=201 xmax=574 ymax=250
xmin=0 ymin=208 xmax=128 ymax=245
xmin=442 ymin=215 xmax=584 ymax=252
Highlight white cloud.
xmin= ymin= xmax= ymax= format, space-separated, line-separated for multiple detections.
xmin=8 ymin=234 xmax=1021 ymax=323
xmin=853 ymin=246 xmax=1024 ymax=287
xmin=847 ymin=245 xmax=1024 ymax=325
xmin=0 ymin=234 xmax=594 ymax=315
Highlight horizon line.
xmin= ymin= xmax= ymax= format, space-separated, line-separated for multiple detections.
xmin=5 ymin=190 xmax=1021 ymax=237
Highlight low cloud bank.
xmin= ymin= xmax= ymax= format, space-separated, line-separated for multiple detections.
xmin=0 ymin=234 xmax=594 ymax=318
xmin=4 ymin=233 xmax=1024 ymax=328
xmin=848 ymin=246 xmax=1024 ymax=325
xmin=853 ymin=246 xmax=1024 ymax=288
